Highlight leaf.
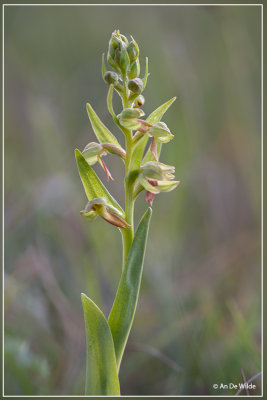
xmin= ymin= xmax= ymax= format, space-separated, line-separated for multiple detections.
xmin=86 ymin=103 xmax=121 ymax=147
xmin=108 ymin=207 xmax=152 ymax=370
xmin=130 ymin=133 xmax=149 ymax=172
xmin=75 ymin=149 xmax=123 ymax=213
xmin=146 ymin=96 xmax=176 ymax=125
xmin=81 ymin=293 xmax=120 ymax=395
xmin=142 ymin=97 xmax=176 ymax=164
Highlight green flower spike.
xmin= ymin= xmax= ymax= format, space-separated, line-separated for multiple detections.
xmin=80 ymin=197 xmax=131 ymax=229
xmin=138 ymin=161 xmax=180 ymax=206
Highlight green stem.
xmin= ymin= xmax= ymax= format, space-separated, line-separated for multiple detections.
xmin=121 ymin=78 xmax=134 ymax=267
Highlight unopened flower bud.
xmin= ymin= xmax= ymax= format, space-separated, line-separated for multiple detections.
xmin=127 ymin=37 xmax=139 ymax=63
xmin=107 ymin=30 xmax=125 ymax=73
xmin=110 ymin=30 xmax=121 ymax=51
xmin=118 ymin=42 xmax=130 ymax=77
xmin=120 ymin=34 xmax=128 ymax=46
xmin=128 ymin=59 xmax=140 ymax=79
xmin=128 ymin=78 xmax=143 ymax=94
xmin=133 ymin=95 xmax=145 ymax=108
xmin=104 ymin=71 xmax=119 ymax=85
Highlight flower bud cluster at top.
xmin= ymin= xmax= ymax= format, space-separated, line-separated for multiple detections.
xmin=104 ymin=30 xmax=144 ymax=109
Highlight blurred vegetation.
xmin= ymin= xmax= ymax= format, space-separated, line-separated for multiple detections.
xmin=4 ymin=5 xmax=261 ymax=396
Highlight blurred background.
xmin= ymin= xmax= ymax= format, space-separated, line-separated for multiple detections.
xmin=4 ymin=5 xmax=261 ymax=396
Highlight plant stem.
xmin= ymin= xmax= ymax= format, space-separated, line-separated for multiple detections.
xmin=121 ymin=78 xmax=134 ymax=267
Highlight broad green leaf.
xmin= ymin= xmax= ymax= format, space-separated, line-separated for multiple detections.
xmin=86 ymin=103 xmax=121 ymax=147
xmin=81 ymin=293 xmax=120 ymax=395
xmin=75 ymin=149 xmax=123 ymax=213
xmin=142 ymin=97 xmax=176 ymax=164
xmin=108 ymin=207 xmax=152 ymax=370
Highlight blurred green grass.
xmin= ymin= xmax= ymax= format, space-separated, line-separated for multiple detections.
xmin=4 ymin=5 xmax=261 ymax=395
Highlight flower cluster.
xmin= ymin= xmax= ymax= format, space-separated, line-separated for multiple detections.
xmin=77 ymin=30 xmax=180 ymax=228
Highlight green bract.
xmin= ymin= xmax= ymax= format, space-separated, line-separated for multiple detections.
xmin=75 ymin=30 xmax=179 ymax=396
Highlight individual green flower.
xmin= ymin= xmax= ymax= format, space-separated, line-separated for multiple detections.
xmin=80 ymin=197 xmax=131 ymax=228
xmin=82 ymin=142 xmax=126 ymax=181
xmin=135 ymin=121 xmax=174 ymax=160
xmin=118 ymin=108 xmax=145 ymax=130
xmin=138 ymin=161 xmax=180 ymax=206
xmin=82 ymin=142 xmax=114 ymax=181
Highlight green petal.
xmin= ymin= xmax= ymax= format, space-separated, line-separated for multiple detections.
xmin=81 ymin=294 xmax=120 ymax=395
xmin=157 ymin=180 xmax=180 ymax=192
xmin=80 ymin=209 xmax=98 ymax=220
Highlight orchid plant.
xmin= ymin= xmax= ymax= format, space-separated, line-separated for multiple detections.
xmin=75 ymin=30 xmax=180 ymax=395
